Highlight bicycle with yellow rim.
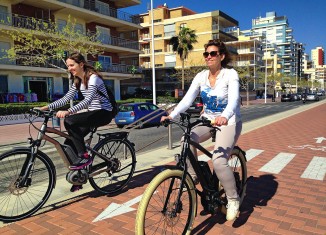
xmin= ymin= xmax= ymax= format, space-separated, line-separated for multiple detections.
xmin=135 ymin=113 xmax=247 ymax=234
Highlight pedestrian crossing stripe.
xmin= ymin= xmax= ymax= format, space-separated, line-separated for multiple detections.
xmin=258 ymin=152 xmax=296 ymax=174
xmin=301 ymin=156 xmax=326 ymax=181
xmin=197 ymin=148 xmax=326 ymax=181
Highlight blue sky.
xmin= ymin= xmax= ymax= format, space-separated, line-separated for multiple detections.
xmin=125 ymin=0 xmax=326 ymax=58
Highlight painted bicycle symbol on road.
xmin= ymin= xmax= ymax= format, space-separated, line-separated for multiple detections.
xmin=288 ymin=144 xmax=326 ymax=152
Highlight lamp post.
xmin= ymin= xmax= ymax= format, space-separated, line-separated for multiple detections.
xmin=264 ymin=28 xmax=268 ymax=104
xmin=150 ymin=0 xmax=156 ymax=104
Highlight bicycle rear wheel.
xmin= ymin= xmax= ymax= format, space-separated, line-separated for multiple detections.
xmin=89 ymin=138 xmax=136 ymax=195
xmin=0 ymin=149 xmax=55 ymax=222
xmin=219 ymin=146 xmax=247 ymax=213
xmin=135 ymin=169 xmax=197 ymax=235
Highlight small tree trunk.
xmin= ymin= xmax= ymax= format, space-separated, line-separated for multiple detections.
xmin=246 ymin=81 xmax=249 ymax=106
xmin=181 ymin=59 xmax=185 ymax=90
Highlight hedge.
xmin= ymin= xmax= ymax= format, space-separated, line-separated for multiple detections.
xmin=0 ymin=97 xmax=178 ymax=115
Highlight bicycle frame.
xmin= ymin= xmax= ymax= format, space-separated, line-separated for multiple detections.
xmin=164 ymin=115 xmax=226 ymax=216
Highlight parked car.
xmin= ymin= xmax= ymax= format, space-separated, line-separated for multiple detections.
xmin=291 ymin=93 xmax=300 ymax=101
xmin=186 ymin=96 xmax=203 ymax=116
xmin=115 ymin=102 xmax=168 ymax=129
xmin=281 ymin=94 xmax=293 ymax=102
xmin=306 ymin=93 xmax=320 ymax=101
xmin=316 ymin=90 xmax=325 ymax=96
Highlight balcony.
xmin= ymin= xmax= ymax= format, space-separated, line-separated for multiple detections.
xmin=89 ymin=61 xmax=141 ymax=74
xmin=0 ymin=12 xmax=140 ymax=52
xmin=57 ymin=0 xmax=140 ymax=25
xmin=0 ymin=54 xmax=67 ymax=73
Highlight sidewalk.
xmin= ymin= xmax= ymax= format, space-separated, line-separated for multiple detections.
xmin=0 ymin=100 xmax=325 ymax=234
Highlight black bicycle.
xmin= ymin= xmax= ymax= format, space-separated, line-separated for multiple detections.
xmin=0 ymin=109 xmax=136 ymax=222
xmin=135 ymin=113 xmax=247 ymax=234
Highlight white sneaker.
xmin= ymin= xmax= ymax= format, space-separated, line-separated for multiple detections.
xmin=226 ymin=198 xmax=239 ymax=221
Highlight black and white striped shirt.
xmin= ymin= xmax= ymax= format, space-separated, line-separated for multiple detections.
xmin=48 ymin=74 xmax=112 ymax=113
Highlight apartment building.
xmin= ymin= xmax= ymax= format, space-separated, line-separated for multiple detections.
xmin=0 ymin=0 xmax=142 ymax=102
xmin=251 ymin=11 xmax=303 ymax=76
xmin=311 ymin=46 xmax=325 ymax=68
xmin=137 ymin=4 xmax=238 ymax=92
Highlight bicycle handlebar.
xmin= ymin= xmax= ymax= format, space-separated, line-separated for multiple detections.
xmin=161 ymin=113 xmax=220 ymax=131
xmin=28 ymin=108 xmax=55 ymax=117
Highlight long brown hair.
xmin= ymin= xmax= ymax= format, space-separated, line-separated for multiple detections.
xmin=67 ymin=52 xmax=103 ymax=90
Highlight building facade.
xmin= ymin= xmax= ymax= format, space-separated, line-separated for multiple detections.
xmin=137 ymin=5 xmax=238 ymax=93
xmin=311 ymin=46 xmax=325 ymax=68
xmin=251 ymin=11 xmax=303 ymax=76
xmin=0 ymin=0 xmax=142 ymax=103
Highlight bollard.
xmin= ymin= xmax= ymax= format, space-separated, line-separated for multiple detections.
xmin=168 ymin=124 xmax=173 ymax=149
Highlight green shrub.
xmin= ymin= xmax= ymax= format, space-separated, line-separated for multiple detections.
xmin=0 ymin=102 xmax=48 ymax=115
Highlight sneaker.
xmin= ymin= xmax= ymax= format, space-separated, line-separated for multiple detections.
xmin=70 ymin=184 xmax=83 ymax=192
xmin=69 ymin=153 xmax=92 ymax=170
xmin=226 ymin=198 xmax=240 ymax=221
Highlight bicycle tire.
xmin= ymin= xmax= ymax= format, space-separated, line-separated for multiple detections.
xmin=89 ymin=137 xmax=136 ymax=195
xmin=135 ymin=169 xmax=197 ymax=235
xmin=0 ymin=149 xmax=55 ymax=222
xmin=219 ymin=147 xmax=247 ymax=214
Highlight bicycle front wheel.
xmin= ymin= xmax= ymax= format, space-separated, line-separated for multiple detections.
xmin=135 ymin=169 xmax=197 ymax=235
xmin=89 ymin=138 xmax=136 ymax=195
xmin=0 ymin=149 xmax=55 ymax=222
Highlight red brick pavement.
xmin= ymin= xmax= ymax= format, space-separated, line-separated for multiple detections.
xmin=1 ymin=102 xmax=326 ymax=235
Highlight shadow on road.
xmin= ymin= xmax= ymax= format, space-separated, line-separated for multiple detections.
xmin=191 ymin=174 xmax=278 ymax=234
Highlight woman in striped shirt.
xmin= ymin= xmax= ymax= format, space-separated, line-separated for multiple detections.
xmin=40 ymin=52 xmax=114 ymax=173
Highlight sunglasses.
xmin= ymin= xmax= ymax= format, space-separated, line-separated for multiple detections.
xmin=203 ymin=51 xmax=220 ymax=58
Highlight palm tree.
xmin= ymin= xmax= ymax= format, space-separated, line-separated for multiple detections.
xmin=169 ymin=27 xmax=198 ymax=90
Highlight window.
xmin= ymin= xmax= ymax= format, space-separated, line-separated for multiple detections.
xmin=0 ymin=75 xmax=8 ymax=93
xmin=131 ymin=31 xmax=137 ymax=39
xmin=0 ymin=41 xmax=12 ymax=65
xmin=97 ymin=26 xmax=111 ymax=44
xmin=148 ymin=104 xmax=158 ymax=111
xmin=0 ymin=5 xmax=9 ymax=24
xmin=75 ymin=23 xmax=84 ymax=34
xmin=153 ymin=19 xmax=161 ymax=23
xmin=98 ymin=55 xmax=112 ymax=71
xmin=57 ymin=19 xmax=67 ymax=32
xmin=164 ymin=23 xmax=175 ymax=37
xmin=132 ymin=58 xmax=138 ymax=65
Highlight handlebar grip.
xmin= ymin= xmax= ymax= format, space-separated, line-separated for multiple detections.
xmin=161 ymin=119 xmax=171 ymax=127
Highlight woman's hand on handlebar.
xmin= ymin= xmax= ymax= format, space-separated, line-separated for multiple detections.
xmin=212 ymin=116 xmax=228 ymax=126
xmin=56 ymin=110 xmax=70 ymax=118
xmin=160 ymin=115 xmax=172 ymax=123
xmin=160 ymin=115 xmax=172 ymax=126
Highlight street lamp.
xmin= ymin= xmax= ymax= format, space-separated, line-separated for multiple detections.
xmin=150 ymin=0 xmax=156 ymax=104
xmin=264 ymin=28 xmax=268 ymax=104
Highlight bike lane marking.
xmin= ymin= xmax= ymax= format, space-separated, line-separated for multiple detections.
xmin=93 ymin=194 xmax=144 ymax=222
xmin=258 ymin=152 xmax=296 ymax=174
xmin=301 ymin=156 xmax=326 ymax=180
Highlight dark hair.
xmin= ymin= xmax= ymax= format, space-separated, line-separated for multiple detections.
xmin=204 ymin=39 xmax=232 ymax=67
xmin=67 ymin=52 xmax=103 ymax=90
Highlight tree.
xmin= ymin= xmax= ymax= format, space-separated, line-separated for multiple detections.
xmin=0 ymin=15 xmax=104 ymax=72
xmin=169 ymin=27 xmax=198 ymax=90
xmin=235 ymin=66 xmax=256 ymax=106
xmin=0 ymin=15 xmax=105 ymax=105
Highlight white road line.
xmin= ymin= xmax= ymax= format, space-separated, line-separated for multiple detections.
xmin=198 ymin=148 xmax=264 ymax=162
xmin=259 ymin=152 xmax=296 ymax=174
xmin=301 ymin=156 xmax=326 ymax=181
xmin=245 ymin=149 xmax=264 ymax=161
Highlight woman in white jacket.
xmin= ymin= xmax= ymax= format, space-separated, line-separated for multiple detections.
xmin=161 ymin=39 xmax=242 ymax=221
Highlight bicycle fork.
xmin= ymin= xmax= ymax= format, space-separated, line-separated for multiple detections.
xmin=17 ymin=146 xmax=38 ymax=188
xmin=162 ymin=169 xmax=188 ymax=217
